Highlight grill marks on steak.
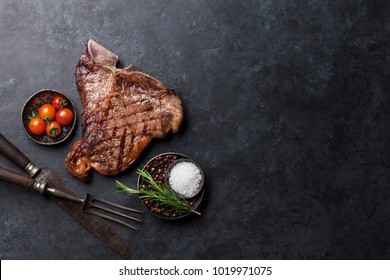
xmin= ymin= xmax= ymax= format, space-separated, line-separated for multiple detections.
xmin=65 ymin=40 xmax=183 ymax=181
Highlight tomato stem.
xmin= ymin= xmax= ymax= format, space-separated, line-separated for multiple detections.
xmin=28 ymin=111 xmax=39 ymax=120
xmin=49 ymin=127 xmax=58 ymax=137
xmin=59 ymin=99 xmax=67 ymax=109
xmin=43 ymin=117 xmax=50 ymax=125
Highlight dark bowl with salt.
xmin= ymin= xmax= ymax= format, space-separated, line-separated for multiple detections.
xmin=137 ymin=152 xmax=204 ymax=220
xmin=164 ymin=158 xmax=204 ymax=199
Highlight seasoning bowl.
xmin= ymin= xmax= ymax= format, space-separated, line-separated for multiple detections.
xmin=164 ymin=159 xmax=204 ymax=199
xmin=21 ymin=89 xmax=77 ymax=145
xmin=137 ymin=152 xmax=204 ymax=220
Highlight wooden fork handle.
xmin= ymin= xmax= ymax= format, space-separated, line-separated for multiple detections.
xmin=0 ymin=133 xmax=40 ymax=177
xmin=0 ymin=167 xmax=45 ymax=193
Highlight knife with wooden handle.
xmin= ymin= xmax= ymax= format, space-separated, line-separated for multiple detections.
xmin=0 ymin=133 xmax=135 ymax=259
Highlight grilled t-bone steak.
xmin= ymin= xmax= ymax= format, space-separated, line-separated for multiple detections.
xmin=65 ymin=40 xmax=183 ymax=181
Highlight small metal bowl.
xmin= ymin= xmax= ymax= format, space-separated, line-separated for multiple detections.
xmin=21 ymin=89 xmax=77 ymax=145
xmin=164 ymin=158 xmax=204 ymax=199
xmin=137 ymin=152 xmax=204 ymax=220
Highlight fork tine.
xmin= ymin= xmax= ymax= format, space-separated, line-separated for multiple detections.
xmin=83 ymin=194 xmax=143 ymax=229
xmin=92 ymin=204 xmax=142 ymax=223
xmin=92 ymin=196 xmax=144 ymax=213
xmin=88 ymin=211 xmax=139 ymax=230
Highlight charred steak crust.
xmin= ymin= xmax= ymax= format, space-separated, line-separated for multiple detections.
xmin=65 ymin=40 xmax=183 ymax=181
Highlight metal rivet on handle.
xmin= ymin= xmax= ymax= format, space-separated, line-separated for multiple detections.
xmin=33 ymin=181 xmax=46 ymax=194
xmin=25 ymin=162 xmax=40 ymax=178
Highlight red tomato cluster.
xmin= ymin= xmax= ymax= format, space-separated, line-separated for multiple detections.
xmin=28 ymin=96 xmax=74 ymax=137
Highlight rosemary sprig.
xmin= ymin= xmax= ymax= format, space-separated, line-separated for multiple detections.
xmin=115 ymin=168 xmax=201 ymax=216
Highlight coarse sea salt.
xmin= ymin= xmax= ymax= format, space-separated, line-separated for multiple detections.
xmin=169 ymin=161 xmax=202 ymax=198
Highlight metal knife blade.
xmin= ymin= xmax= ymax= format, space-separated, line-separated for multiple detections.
xmin=35 ymin=167 xmax=135 ymax=260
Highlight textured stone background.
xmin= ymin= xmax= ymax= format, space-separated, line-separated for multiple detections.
xmin=0 ymin=0 xmax=389 ymax=259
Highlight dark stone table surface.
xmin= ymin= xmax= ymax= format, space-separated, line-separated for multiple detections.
xmin=0 ymin=0 xmax=389 ymax=260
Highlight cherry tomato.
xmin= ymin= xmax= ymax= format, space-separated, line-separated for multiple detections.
xmin=39 ymin=104 xmax=56 ymax=121
xmin=56 ymin=108 xmax=74 ymax=126
xmin=52 ymin=96 xmax=67 ymax=110
xmin=46 ymin=121 xmax=61 ymax=137
xmin=28 ymin=118 xmax=45 ymax=135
